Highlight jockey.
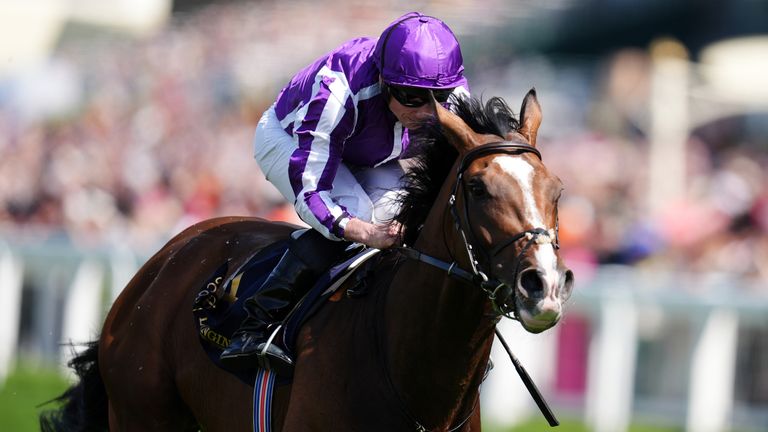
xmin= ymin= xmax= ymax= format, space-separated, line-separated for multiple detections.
xmin=220 ymin=11 xmax=470 ymax=374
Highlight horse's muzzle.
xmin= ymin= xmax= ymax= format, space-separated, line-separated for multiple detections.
xmin=514 ymin=267 xmax=574 ymax=333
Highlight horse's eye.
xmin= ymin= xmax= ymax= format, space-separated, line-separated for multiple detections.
xmin=467 ymin=180 xmax=487 ymax=198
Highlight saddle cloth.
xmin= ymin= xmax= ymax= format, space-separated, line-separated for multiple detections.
xmin=192 ymin=239 xmax=378 ymax=386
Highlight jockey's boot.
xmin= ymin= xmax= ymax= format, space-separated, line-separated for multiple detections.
xmin=219 ymin=229 xmax=348 ymax=375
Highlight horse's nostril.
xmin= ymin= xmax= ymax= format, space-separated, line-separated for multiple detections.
xmin=519 ymin=269 xmax=544 ymax=298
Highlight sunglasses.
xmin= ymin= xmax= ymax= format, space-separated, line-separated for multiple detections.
xmin=386 ymin=84 xmax=455 ymax=108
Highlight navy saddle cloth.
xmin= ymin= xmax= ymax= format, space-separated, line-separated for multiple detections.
xmin=192 ymin=239 xmax=375 ymax=386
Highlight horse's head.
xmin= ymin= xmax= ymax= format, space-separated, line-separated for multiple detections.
xmin=435 ymin=89 xmax=574 ymax=333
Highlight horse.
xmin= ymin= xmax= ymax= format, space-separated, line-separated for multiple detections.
xmin=40 ymin=89 xmax=573 ymax=431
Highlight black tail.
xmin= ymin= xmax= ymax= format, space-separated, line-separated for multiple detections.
xmin=39 ymin=341 xmax=109 ymax=432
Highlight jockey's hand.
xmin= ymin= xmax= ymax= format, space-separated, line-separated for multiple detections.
xmin=343 ymin=218 xmax=401 ymax=249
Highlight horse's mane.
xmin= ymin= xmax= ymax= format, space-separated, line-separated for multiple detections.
xmin=393 ymin=96 xmax=521 ymax=245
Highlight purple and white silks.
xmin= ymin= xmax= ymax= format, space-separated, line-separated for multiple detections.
xmin=257 ymin=31 xmax=468 ymax=239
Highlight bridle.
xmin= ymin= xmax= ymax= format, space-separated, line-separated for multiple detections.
xmin=451 ymin=141 xmax=559 ymax=316
xmin=391 ymin=141 xmax=562 ymax=431
xmin=391 ymin=141 xmax=561 ymax=430
xmin=399 ymin=141 xmax=560 ymax=318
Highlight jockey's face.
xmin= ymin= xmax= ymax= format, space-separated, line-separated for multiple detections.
xmin=387 ymin=87 xmax=436 ymax=130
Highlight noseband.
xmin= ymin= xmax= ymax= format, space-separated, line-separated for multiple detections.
xmin=399 ymin=141 xmax=560 ymax=318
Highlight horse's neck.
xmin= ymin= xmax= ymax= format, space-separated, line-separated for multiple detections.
xmin=385 ymin=182 xmax=496 ymax=429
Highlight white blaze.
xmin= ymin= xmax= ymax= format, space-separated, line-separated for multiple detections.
xmin=494 ymin=156 xmax=560 ymax=293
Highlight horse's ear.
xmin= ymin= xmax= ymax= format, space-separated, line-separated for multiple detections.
xmin=517 ymin=88 xmax=542 ymax=147
xmin=434 ymin=98 xmax=479 ymax=153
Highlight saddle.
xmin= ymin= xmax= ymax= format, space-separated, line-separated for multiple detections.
xmin=192 ymin=239 xmax=378 ymax=386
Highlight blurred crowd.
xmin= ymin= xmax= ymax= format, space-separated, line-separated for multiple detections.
xmin=547 ymin=49 xmax=768 ymax=286
xmin=550 ymin=129 xmax=768 ymax=286
xmin=0 ymin=2 xmax=766 ymax=285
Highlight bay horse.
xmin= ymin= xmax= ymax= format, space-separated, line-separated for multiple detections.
xmin=40 ymin=89 xmax=573 ymax=431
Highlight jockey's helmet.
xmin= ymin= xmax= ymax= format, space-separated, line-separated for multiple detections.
xmin=374 ymin=12 xmax=465 ymax=90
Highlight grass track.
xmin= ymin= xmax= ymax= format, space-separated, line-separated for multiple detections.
xmin=0 ymin=365 xmax=69 ymax=432
xmin=1 ymin=366 xmax=685 ymax=432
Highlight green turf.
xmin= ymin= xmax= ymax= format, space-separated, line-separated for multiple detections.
xmin=0 ymin=366 xmax=70 ymax=432
xmin=0 ymin=368 xmax=715 ymax=432
xmin=485 ymin=417 xmax=682 ymax=432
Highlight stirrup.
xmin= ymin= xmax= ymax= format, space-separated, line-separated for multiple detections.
xmin=256 ymin=325 xmax=295 ymax=377
xmin=260 ymin=324 xmax=283 ymax=356
xmin=219 ymin=329 xmax=268 ymax=371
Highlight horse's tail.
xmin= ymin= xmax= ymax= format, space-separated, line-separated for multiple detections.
xmin=39 ymin=341 xmax=109 ymax=432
